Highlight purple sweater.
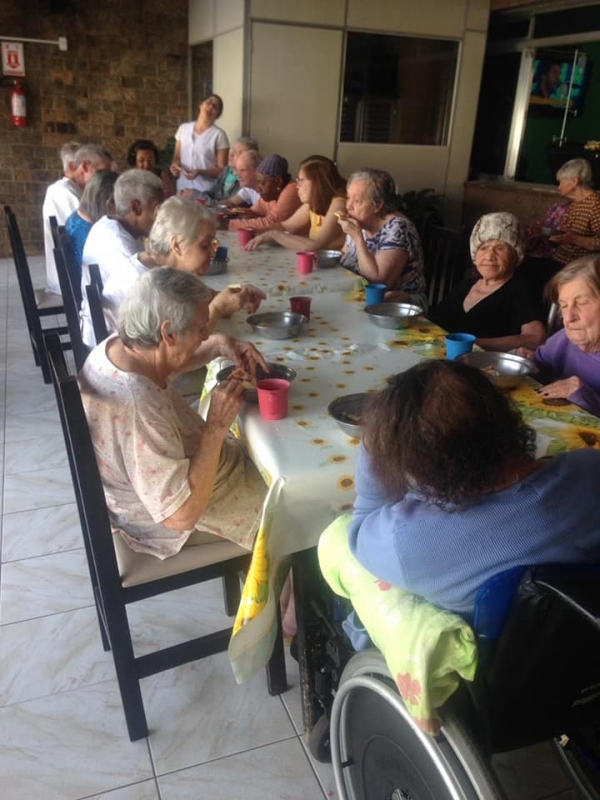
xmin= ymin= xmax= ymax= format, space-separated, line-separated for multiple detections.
xmin=535 ymin=329 xmax=600 ymax=416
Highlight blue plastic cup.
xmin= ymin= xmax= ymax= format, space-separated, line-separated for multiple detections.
xmin=364 ymin=283 xmax=387 ymax=305
xmin=215 ymin=246 xmax=228 ymax=261
xmin=445 ymin=332 xmax=476 ymax=360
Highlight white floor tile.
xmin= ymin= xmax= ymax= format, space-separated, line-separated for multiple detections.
xmin=2 ymin=503 xmax=82 ymax=561
xmin=0 ymin=681 xmax=153 ymax=800
xmin=0 ymin=605 xmax=114 ymax=706
xmin=0 ymin=548 xmax=92 ymax=624
xmin=83 ymin=781 xmax=160 ymax=800
xmin=4 ymin=409 xmax=62 ymax=443
xmin=144 ymin=654 xmax=296 ymax=774
xmin=158 ymin=738 xmax=325 ymax=800
xmin=4 ymin=432 xmax=68 ymax=475
xmin=3 ymin=464 xmax=74 ymax=514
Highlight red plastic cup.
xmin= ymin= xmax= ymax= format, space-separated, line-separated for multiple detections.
xmin=290 ymin=296 xmax=312 ymax=320
xmin=238 ymin=228 xmax=255 ymax=247
xmin=296 ymin=251 xmax=316 ymax=274
xmin=257 ymin=378 xmax=290 ymax=420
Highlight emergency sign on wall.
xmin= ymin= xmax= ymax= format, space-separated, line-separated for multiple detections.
xmin=2 ymin=42 xmax=25 ymax=77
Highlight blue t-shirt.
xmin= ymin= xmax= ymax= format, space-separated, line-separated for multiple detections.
xmin=349 ymin=444 xmax=600 ymax=617
xmin=65 ymin=211 xmax=93 ymax=277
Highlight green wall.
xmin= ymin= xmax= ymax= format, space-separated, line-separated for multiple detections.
xmin=519 ymin=42 xmax=600 ymax=184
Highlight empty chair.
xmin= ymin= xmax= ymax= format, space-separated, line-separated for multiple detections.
xmin=4 ymin=205 xmax=69 ymax=383
xmin=44 ymin=331 xmax=256 ymax=741
xmin=422 ymin=225 xmax=468 ymax=308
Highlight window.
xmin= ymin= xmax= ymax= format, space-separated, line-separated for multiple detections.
xmin=340 ymin=33 xmax=459 ymax=146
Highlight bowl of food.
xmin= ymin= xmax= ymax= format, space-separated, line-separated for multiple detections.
xmin=365 ymin=303 xmax=423 ymax=330
xmin=206 ymin=258 xmax=228 ymax=275
xmin=246 ymin=311 xmax=307 ymax=340
xmin=328 ymin=393 xmax=368 ymax=437
xmin=458 ymin=351 xmax=536 ymax=389
xmin=216 ymin=362 xmax=297 ymax=402
xmin=315 ymin=249 xmax=342 ymax=269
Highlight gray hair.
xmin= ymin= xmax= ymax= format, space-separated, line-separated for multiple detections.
xmin=348 ymin=168 xmax=399 ymax=215
xmin=113 ymin=169 xmax=163 ymax=216
xmin=79 ymin=169 xmax=119 ymax=223
xmin=147 ymin=196 xmax=215 ymax=257
xmin=118 ymin=267 xmax=212 ymax=349
xmin=546 ymin=254 xmax=600 ymax=303
xmin=556 ymin=158 xmax=594 ymax=189
xmin=237 ymin=135 xmax=259 ymax=152
xmin=59 ymin=142 xmax=82 ymax=173
xmin=237 ymin=149 xmax=262 ymax=169
xmin=73 ymin=143 xmax=113 ymax=168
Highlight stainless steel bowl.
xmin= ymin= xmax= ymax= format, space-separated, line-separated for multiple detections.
xmin=246 ymin=311 xmax=307 ymax=340
xmin=206 ymin=258 xmax=228 ymax=276
xmin=315 ymin=249 xmax=342 ymax=269
xmin=365 ymin=303 xmax=423 ymax=329
xmin=458 ymin=351 xmax=536 ymax=389
xmin=216 ymin=362 xmax=297 ymax=402
xmin=328 ymin=393 xmax=368 ymax=437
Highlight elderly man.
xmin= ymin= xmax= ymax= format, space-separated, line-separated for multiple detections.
xmin=225 ymin=149 xmax=262 ymax=209
xmin=228 ymin=154 xmax=302 ymax=231
xmin=80 ymin=169 xmax=163 ymax=347
xmin=43 ymin=142 xmax=112 ymax=294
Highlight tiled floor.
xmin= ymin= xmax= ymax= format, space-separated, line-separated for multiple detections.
xmin=0 ymin=256 xmax=585 ymax=799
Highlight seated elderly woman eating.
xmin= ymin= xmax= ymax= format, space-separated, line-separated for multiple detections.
xmin=79 ymin=268 xmax=267 ymax=559
xmin=350 ymin=359 xmax=600 ymax=619
xmin=228 ymin=154 xmax=302 ymax=232
xmin=518 ymin=255 xmax=600 ymax=416
xmin=245 ymin=155 xmax=347 ymax=252
xmin=338 ymin=168 xmax=426 ymax=308
xmin=429 ymin=212 xmax=546 ymax=351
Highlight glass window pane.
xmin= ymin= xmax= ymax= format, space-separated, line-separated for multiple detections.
xmin=340 ymin=32 xmax=459 ymax=146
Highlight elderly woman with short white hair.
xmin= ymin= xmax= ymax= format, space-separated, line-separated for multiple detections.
xmin=79 ymin=267 xmax=267 ymax=559
xmin=430 ymin=212 xmax=547 ymax=351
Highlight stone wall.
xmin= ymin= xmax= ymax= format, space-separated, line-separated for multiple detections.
xmin=0 ymin=0 xmax=189 ymax=258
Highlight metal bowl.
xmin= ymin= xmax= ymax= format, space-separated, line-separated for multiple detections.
xmin=315 ymin=249 xmax=342 ymax=269
xmin=328 ymin=393 xmax=368 ymax=437
xmin=458 ymin=351 xmax=536 ymax=389
xmin=365 ymin=303 xmax=423 ymax=330
xmin=216 ymin=362 xmax=297 ymax=402
xmin=206 ymin=258 xmax=228 ymax=276
xmin=246 ymin=311 xmax=307 ymax=340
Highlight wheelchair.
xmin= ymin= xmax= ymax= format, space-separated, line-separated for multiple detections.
xmin=296 ymin=557 xmax=600 ymax=799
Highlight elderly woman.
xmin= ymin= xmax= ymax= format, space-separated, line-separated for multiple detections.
xmin=170 ymin=94 xmax=229 ymax=197
xmin=337 ymin=168 xmax=426 ymax=307
xmin=429 ymin=212 xmax=546 ymax=351
xmin=349 ymin=359 xmax=600 ymax=618
xmin=517 ymin=255 xmax=600 ymax=416
xmin=208 ymin=135 xmax=259 ymax=202
xmin=79 ymin=268 xmax=267 ymax=559
xmin=228 ymin=154 xmax=302 ymax=231
xmin=246 ymin=155 xmax=347 ymax=251
xmin=65 ymin=169 xmax=119 ymax=272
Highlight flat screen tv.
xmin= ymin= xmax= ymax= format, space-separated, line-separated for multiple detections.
xmin=529 ymin=57 xmax=590 ymax=113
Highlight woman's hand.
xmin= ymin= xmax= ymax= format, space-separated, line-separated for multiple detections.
xmin=536 ymin=376 xmax=582 ymax=399
xmin=170 ymin=162 xmax=182 ymax=177
xmin=182 ymin=168 xmax=202 ymax=180
xmin=337 ymin=216 xmax=362 ymax=240
xmin=245 ymin=232 xmax=272 ymax=251
xmin=211 ymin=285 xmax=266 ymax=318
xmin=511 ymin=347 xmax=536 ymax=360
xmin=217 ymin=335 xmax=268 ymax=376
xmin=206 ymin=379 xmax=245 ymax=433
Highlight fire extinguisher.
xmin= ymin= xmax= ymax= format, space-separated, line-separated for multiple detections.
xmin=10 ymin=80 xmax=27 ymax=128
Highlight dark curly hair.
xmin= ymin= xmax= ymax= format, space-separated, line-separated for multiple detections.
xmin=363 ymin=360 xmax=537 ymax=507
xmin=127 ymin=139 xmax=160 ymax=168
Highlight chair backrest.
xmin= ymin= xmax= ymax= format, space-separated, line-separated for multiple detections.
xmin=88 ymin=262 xmax=104 ymax=293
xmin=85 ymin=278 xmax=109 ymax=344
xmin=54 ymin=240 xmax=89 ymax=371
xmin=4 ymin=204 xmax=45 ymax=342
xmin=57 ymin=227 xmax=83 ymax=308
xmin=49 ymin=215 xmax=61 ymax=250
xmin=422 ymin=226 xmax=468 ymax=307
xmin=546 ymin=301 xmax=563 ymax=335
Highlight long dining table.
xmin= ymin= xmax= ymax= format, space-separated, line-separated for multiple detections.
xmin=203 ymin=232 xmax=600 ymax=684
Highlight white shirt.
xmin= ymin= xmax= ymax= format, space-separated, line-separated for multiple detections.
xmin=175 ymin=122 xmax=229 ymax=194
xmin=43 ymin=177 xmax=82 ymax=294
xmin=80 ymin=217 xmax=143 ymax=347
xmin=236 ymin=186 xmax=260 ymax=206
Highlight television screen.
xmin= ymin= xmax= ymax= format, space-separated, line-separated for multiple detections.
xmin=529 ymin=57 xmax=590 ymax=113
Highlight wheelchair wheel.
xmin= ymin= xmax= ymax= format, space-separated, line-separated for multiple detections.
xmin=330 ymin=650 xmax=506 ymax=800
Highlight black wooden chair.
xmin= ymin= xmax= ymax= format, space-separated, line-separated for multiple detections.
xmin=53 ymin=233 xmax=89 ymax=372
xmin=85 ymin=279 xmax=109 ymax=345
xmin=422 ymin=225 xmax=469 ymax=308
xmin=4 ymin=205 xmax=69 ymax=383
xmin=44 ymin=331 xmax=287 ymax=741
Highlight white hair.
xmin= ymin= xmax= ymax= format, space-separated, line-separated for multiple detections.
xmin=59 ymin=142 xmax=82 ymax=173
xmin=556 ymin=158 xmax=594 ymax=189
xmin=113 ymin=169 xmax=163 ymax=216
xmin=118 ymin=267 xmax=212 ymax=349
xmin=147 ymin=196 xmax=215 ymax=257
xmin=73 ymin=143 xmax=113 ymax=168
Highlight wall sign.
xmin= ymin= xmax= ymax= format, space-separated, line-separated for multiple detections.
xmin=2 ymin=42 xmax=25 ymax=77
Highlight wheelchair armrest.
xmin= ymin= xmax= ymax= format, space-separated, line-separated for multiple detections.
xmin=533 ymin=567 xmax=600 ymax=634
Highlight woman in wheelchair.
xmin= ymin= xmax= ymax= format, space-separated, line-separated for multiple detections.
xmin=322 ymin=359 xmax=600 ymax=799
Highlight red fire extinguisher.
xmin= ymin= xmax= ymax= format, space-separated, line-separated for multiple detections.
xmin=10 ymin=80 xmax=27 ymax=128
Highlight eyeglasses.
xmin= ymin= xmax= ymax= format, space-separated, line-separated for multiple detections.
xmin=295 ymin=177 xmax=309 ymax=184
